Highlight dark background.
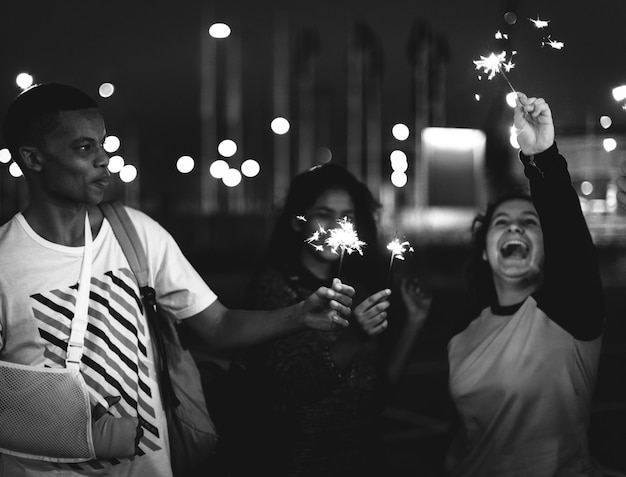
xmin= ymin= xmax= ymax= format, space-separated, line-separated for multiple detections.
xmin=2 ymin=1 xmax=626 ymax=474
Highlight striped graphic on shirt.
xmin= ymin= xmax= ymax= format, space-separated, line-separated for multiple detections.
xmin=31 ymin=266 xmax=162 ymax=470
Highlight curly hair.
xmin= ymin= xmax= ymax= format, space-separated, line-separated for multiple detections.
xmin=464 ymin=188 xmax=534 ymax=308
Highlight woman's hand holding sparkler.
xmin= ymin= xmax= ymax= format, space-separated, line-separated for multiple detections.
xmin=301 ymin=278 xmax=354 ymax=330
xmin=514 ymin=91 xmax=554 ymax=156
xmin=400 ymin=277 xmax=433 ymax=325
xmin=352 ymin=289 xmax=392 ymax=337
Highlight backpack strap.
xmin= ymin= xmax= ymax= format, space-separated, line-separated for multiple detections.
xmin=98 ymin=201 xmax=149 ymax=288
xmin=99 ymin=200 xmax=180 ymax=409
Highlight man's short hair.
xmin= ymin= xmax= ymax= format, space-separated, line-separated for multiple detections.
xmin=2 ymin=83 xmax=99 ymax=158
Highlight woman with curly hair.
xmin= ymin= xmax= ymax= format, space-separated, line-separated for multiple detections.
xmin=445 ymin=92 xmax=605 ymax=476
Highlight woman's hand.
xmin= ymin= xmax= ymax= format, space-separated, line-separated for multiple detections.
xmin=400 ymin=277 xmax=432 ymax=324
xmin=302 ymin=278 xmax=355 ymax=330
xmin=514 ymin=91 xmax=555 ymax=156
xmin=352 ymin=288 xmax=392 ymax=337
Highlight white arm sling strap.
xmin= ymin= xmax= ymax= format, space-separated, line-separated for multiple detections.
xmin=0 ymin=213 xmax=96 ymax=462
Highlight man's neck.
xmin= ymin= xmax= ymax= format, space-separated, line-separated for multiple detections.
xmin=22 ymin=203 xmax=102 ymax=246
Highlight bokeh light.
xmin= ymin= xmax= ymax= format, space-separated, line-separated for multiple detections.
xmin=16 ymin=73 xmax=34 ymax=90
xmin=218 ymin=139 xmax=237 ymax=157
xmin=271 ymin=117 xmax=290 ymax=135
xmin=103 ymin=135 xmax=120 ymax=153
xmin=208 ymin=23 xmax=231 ymax=39
xmin=581 ymin=181 xmax=594 ymax=196
xmin=241 ymin=159 xmax=260 ymax=177
xmin=391 ymin=123 xmax=410 ymax=141
xmin=603 ymin=138 xmax=617 ymax=152
xmin=390 ymin=150 xmax=408 ymax=171
xmin=612 ymin=85 xmax=626 ymax=102
xmin=599 ymin=116 xmax=612 ymax=129
xmin=209 ymin=159 xmax=229 ymax=179
xmin=119 ymin=164 xmax=137 ymax=183
xmin=108 ymin=155 xmax=125 ymax=173
xmin=503 ymin=11 xmax=517 ymax=25
xmin=391 ymin=171 xmax=408 ymax=188
xmin=317 ymin=147 xmax=332 ymax=162
xmin=509 ymin=126 xmax=520 ymax=149
xmin=222 ymin=168 xmax=242 ymax=187
xmin=9 ymin=162 xmax=23 ymax=177
xmin=177 ymin=155 xmax=195 ymax=174
xmin=98 ymin=83 xmax=115 ymax=98
xmin=0 ymin=148 xmax=11 ymax=164
xmin=506 ymin=92 xmax=517 ymax=108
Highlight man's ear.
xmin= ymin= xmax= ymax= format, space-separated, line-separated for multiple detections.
xmin=18 ymin=146 xmax=43 ymax=172
xmin=482 ymin=249 xmax=487 ymax=261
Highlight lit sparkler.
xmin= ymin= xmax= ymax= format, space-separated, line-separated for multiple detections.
xmin=541 ymin=35 xmax=564 ymax=50
xmin=529 ymin=15 xmax=550 ymax=29
xmin=305 ymin=216 xmax=366 ymax=277
xmin=324 ymin=217 xmax=366 ymax=257
xmin=473 ymin=51 xmax=517 ymax=93
xmin=386 ymin=236 xmax=414 ymax=283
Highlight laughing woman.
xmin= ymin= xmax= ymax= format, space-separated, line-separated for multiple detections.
xmin=445 ymin=93 xmax=605 ymax=477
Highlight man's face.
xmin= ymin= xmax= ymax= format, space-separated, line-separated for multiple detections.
xmin=34 ymin=108 xmax=110 ymax=206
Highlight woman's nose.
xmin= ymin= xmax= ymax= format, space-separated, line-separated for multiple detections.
xmin=508 ymin=221 xmax=523 ymax=233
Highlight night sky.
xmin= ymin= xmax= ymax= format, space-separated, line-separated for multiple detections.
xmin=2 ymin=0 xmax=626 ymax=175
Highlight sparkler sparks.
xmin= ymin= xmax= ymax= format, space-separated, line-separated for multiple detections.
xmin=473 ymin=51 xmax=517 ymax=92
xmin=386 ymin=236 xmax=414 ymax=284
xmin=529 ymin=15 xmax=550 ymax=29
xmin=541 ymin=35 xmax=564 ymax=49
xmin=324 ymin=217 xmax=366 ymax=256
xmin=305 ymin=217 xmax=366 ymax=277
xmin=387 ymin=238 xmax=414 ymax=261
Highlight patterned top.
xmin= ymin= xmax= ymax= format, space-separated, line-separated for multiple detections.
xmin=246 ymin=262 xmax=388 ymax=477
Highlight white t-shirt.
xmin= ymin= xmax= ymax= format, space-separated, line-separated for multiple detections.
xmin=0 ymin=207 xmax=217 ymax=477
xmin=446 ymin=297 xmax=601 ymax=477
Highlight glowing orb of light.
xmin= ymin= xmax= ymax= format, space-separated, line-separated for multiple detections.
xmin=612 ymin=85 xmax=626 ymax=102
xmin=210 ymin=159 xmax=229 ymax=178
xmin=16 ymin=73 xmax=34 ymax=90
xmin=392 ymin=123 xmax=410 ymax=141
xmin=108 ymin=155 xmax=125 ymax=173
xmin=241 ymin=159 xmax=260 ymax=177
xmin=99 ymin=83 xmax=115 ymax=98
xmin=504 ymin=12 xmax=517 ymax=25
xmin=177 ymin=156 xmax=195 ymax=174
xmin=599 ymin=116 xmax=612 ymax=129
xmin=103 ymin=135 xmax=120 ymax=153
xmin=390 ymin=150 xmax=408 ymax=172
xmin=317 ymin=147 xmax=332 ymax=162
xmin=475 ymin=94 xmax=481 ymax=101
xmin=9 ymin=162 xmax=23 ymax=177
xmin=581 ymin=181 xmax=594 ymax=196
xmin=509 ymin=126 xmax=520 ymax=149
xmin=222 ymin=168 xmax=242 ymax=187
xmin=603 ymin=138 xmax=617 ymax=152
xmin=0 ymin=148 xmax=11 ymax=164
xmin=208 ymin=23 xmax=231 ymax=39
xmin=506 ymin=92 xmax=518 ymax=108
xmin=271 ymin=117 xmax=290 ymax=135
xmin=218 ymin=139 xmax=237 ymax=157
xmin=391 ymin=171 xmax=408 ymax=188
xmin=119 ymin=164 xmax=137 ymax=183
